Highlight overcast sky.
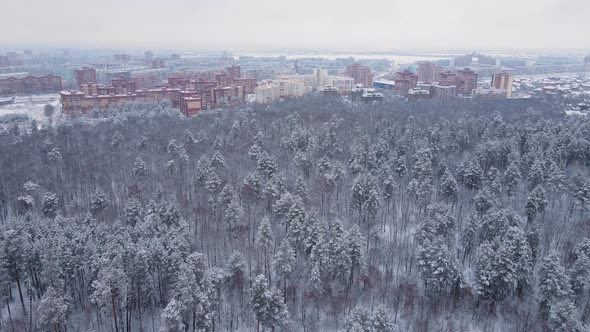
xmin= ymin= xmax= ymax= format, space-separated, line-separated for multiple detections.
xmin=1 ymin=0 xmax=589 ymax=51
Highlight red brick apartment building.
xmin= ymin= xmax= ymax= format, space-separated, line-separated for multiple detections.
xmin=61 ymin=85 xmax=202 ymax=117
xmin=75 ymin=67 xmax=97 ymax=87
xmin=436 ymin=68 xmax=478 ymax=96
xmin=344 ymin=63 xmax=374 ymax=87
xmin=455 ymin=68 xmax=478 ymax=95
xmin=394 ymin=69 xmax=418 ymax=96
xmin=0 ymin=75 xmax=62 ymax=95
xmin=417 ymin=62 xmax=443 ymax=82
xmin=61 ymin=65 xmax=255 ymax=116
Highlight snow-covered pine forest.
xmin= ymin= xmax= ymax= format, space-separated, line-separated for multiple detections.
xmin=1 ymin=96 xmax=590 ymax=331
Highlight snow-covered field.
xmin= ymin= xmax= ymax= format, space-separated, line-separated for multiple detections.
xmin=0 ymin=94 xmax=61 ymax=124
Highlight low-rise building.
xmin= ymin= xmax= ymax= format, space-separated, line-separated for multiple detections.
xmin=351 ymin=87 xmax=383 ymax=102
xmin=61 ymin=87 xmax=188 ymax=115
xmin=472 ymin=87 xmax=508 ymax=99
xmin=318 ymin=86 xmax=340 ymax=96
xmin=408 ymin=88 xmax=430 ymax=100
xmin=179 ymin=95 xmax=202 ymax=116
xmin=361 ymin=89 xmax=383 ymax=102
xmin=0 ymin=75 xmax=62 ymax=96
xmin=61 ymin=72 xmax=249 ymax=115
xmin=373 ymin=80 xmax=396 ymax=90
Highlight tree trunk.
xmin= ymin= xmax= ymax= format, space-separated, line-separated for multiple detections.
xmin=111 ymin=291 xmax=119 ymax=332
xmin=138 ymin=286 xmax=143 ymax=332
xmin=6 ymin=298 xmax=14 ymax=332
xmin=16 ymin=277 xmax=27 ymax=317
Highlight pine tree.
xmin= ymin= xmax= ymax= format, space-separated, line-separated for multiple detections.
xmin=210 ymin=150 xmax=227 ymax=171
xmin=372 ymin=305 xmax=395 ymax=332
xmin=457 ymin=156 xmax=483 ymax=190
xmin=111 ymin=131 xmax=123 ymax=148
xmin=294 ymin=176 xmax=308 ymax=202
xmin=344 ymin=307 xmax=373 ymax=332
xmin=249 ymin=143 xmax=262 ymax=161
xmin=160 ymin=299 xmax=186 ymax=332
xmin=37 ymin=287 xmax=68 ymax=332
xmin=548 ymin=300 xmax=585 ymax=332
xmin=132 ymin=157 xmax=148 ymax=177
xmin=392 ymin=155 xmax=407 ymax=178
xmin=528 ymin=158 xmax=545 ymax=189
xmin=256 ymin=151 xmax=278 ymax=178
xmin=294 ymin=151 xmax=313 ymax=178
xmin=538 ymin=253 xmax=572 ymax=316
xmin=241 ymin=172 xmax=262 ymax=203
xmin=412 ymin=148 xmax=433 ymax=181
xmin=223 ymin=199 xmax=242 ymax=235
xmin=416 ymin=237 xmax=463 ymax=297
xmin=90 ymin=253 xmax=127 ymax=332
xmin=251 ymin=274 xmax=290 ymax=331
xmin=439 ymin=168 xmax=458 ymax=204
xmin=183 ymin=129 xmax=196 ymax=145
xmin=274 ymin=238 xmax=295 ymax=297
xmin=123 ymin=198 xmax=142 ymax=226
xmin=286 ymin=196 xmax=306 ymax=245
xmin=570 ymin=238 xmax=590 ymax=301
xmin=504 ymin=161 xmax=521 ymax=196
xmin=257 ymin=216 xmax=274 ymax=251
xmin=352 ymin=174 xmax=381 ymax=223
xmin=309 ymin=261 xmax=323 ymax=294
xmin=42 ymin=192 xmax=59 ymax=218
xmin=227 ymin=251 xmax=247 ymax=291
xmin=486 ymin=166 xmax=502 ymax=196
xmin=476 ymin=226 xmax=533 ymax=304
xmin=90 ymin=188 xmax=109 ymax=216
xmin=346 ymin=224 xmax=365 ymax=282
xmin=16 ymin=195 xmax=34 ymax=215
xmin=525 ymin=185 xmax=548 ymax=222
xmin=473 ymin=190 xmax=494 ymax=216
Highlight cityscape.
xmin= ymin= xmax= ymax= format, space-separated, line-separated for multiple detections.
xmin=1 ymin=48 xmax=590 ymax=119
xmin=1 ymin=1 xmax=590 ymax=332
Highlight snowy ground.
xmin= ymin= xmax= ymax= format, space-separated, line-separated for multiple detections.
xmin=0 ymin=94 xmax=61 ymax=124
xmin=565 ymin=110 xmax=589 ymax=116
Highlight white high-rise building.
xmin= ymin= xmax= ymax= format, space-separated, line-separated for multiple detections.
xmin=275 ymin=77 xmax=306 ymax=97
xmin=313 ymin=68 xmax=328 ymax=90
xmin=327 ymin=76 xmax=355 ymax=92
xmin=255 ymin=83 xmax=280 ymax=103
xmin=491 ymin=72 xmax=514 ymax=97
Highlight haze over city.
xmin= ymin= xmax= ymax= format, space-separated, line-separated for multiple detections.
xmin=1 ymin=0 xmax=589 ymax=50
xmin=2 ymin=1 xmax=590 ymax=332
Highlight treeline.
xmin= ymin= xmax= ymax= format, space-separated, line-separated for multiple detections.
xmin=0 ymin=95 xmax=589 ymax=331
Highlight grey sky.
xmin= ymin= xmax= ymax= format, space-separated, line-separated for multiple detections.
xmin=1 ymin=0 xmax=589 ymax=50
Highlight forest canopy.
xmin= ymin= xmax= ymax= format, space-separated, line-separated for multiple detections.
xmin=0 ymin=95 xmax=589 ymax=331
